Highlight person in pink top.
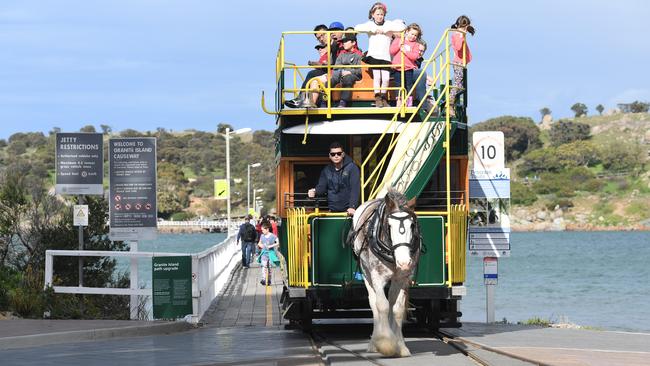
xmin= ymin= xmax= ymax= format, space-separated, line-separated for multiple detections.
xmin=449 ymin=15 xmax=475 ymax=117
xmin=390 ymin=23 xmax=423 ymax=107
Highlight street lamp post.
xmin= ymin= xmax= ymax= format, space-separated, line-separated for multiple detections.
xmin=247 ymin=162 xmax=262 ymax=213
xmin=223 ymin=126 xmax=251 ymax=236
xmin=253 ymin=188 xmax=264 ymax=216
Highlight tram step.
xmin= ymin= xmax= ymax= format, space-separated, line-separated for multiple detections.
xmin=312 ymin=310 xmax=373 ymax=319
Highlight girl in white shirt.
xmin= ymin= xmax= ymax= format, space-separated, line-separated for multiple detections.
xmin=355 ymin=2 xmax=406 ymax=108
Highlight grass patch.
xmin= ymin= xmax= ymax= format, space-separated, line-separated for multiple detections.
xmin=625 ymin=201 xmax=650 ymax=217
xmin=520 ymin=317 xmax=550 ymax=327
xmin=181 ymin=167 xmax=197 ymax=179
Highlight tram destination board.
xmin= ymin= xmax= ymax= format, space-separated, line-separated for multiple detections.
xmin=152 ymin=256 xmax=192 ymax=319
xmin=55 ymin=133 xmax=104 ymax=195
xmin=109 ymin=137 xmax=157 ymax=241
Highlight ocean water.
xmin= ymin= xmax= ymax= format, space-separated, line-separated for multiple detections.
xmin=115 ymin=233 xmax=227 ymax=289
xmin=462 ymin=231 xmax=650 ymax=332
xmin=120 ymin=231 xmax=650 ymax=332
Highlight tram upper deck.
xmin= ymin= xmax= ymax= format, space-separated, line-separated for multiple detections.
xmin=262 ymin=28 xmax=470 ymax=122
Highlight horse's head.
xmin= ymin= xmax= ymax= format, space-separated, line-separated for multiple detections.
xmin=384 ymin=189 xmax=419 ymax=272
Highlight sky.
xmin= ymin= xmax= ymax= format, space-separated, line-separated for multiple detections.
xmin=1 ymin=0 xmax=649 ymax=139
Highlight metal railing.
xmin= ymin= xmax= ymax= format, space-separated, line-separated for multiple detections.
xmin=272 ymin=30 xmax=410 ymax=119
xmin=44 ymin=235 xmax=240 ymax=322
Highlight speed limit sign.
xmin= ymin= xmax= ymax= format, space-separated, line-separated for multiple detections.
xmin=472 ymin=131 xmax=504 ymax=170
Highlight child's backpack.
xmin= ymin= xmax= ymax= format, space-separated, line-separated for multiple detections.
xmin=242 ymin=223 xmax=257 ymax=242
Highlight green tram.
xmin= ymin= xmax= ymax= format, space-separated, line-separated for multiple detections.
xmin=262 ymin=27 xmax=470 ymax=330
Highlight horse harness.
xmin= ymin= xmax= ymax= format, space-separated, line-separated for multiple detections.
xmin=348 ymin=200 xmax=422 ymax=266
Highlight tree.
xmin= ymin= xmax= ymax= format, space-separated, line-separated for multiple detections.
xmin=100 ymin=124 xmax=112 ymax=134
xmin=570 ymin=103 xmax=588 ymax=117
xmin=596 ymin=104 xmax=604 ymax=115
xmin=539 ymin=107 xmax=551 ymax=121
xmin=548 ymin=120 xmax=591 ymax=146
xmin=470 ymin=116 xmax=542 ymax=161
xmin=79 ymin=125 xmax=96 ymax=133
xmin=217 ymin=123 xmax=234 ymax=134
xmin=618 ymin=101 xmax=650 ymax=113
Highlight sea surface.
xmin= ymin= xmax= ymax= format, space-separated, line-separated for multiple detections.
xmin=121 ymin=231 xmax=650 ymax=332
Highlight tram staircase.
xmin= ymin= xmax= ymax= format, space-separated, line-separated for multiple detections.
xmin=363 ymin=29 xmax=465 ymax=201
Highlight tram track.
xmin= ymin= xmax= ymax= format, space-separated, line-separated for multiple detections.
xmin=307 ymin=324 xmax=513 ymax=366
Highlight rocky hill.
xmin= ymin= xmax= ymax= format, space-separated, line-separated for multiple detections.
xmin=506 ymin=112 xmax=650 ymax=231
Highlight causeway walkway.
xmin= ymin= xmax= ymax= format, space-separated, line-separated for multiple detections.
xmin=1 ymin=260 xmax=649 ymax=365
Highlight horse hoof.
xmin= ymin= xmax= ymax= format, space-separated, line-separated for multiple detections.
xmin=374 ymin=337 xmax=398 ymax=357
xmin=367 ymin=342 xmax=377 ymax=353
xmin=398 ymin=346 xmax=411 ymax=357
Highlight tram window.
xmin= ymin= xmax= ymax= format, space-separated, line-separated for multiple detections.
xmin=283 ymin=134 xmax=348 ymax=157
xmin=293 ymin=164 xmax=327 ymax=207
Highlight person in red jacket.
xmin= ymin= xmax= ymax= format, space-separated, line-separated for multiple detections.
xmin=390 ymin=23 xmax=423 ymax=107
xmin=449 ymin=15 xmax=475 ymax=117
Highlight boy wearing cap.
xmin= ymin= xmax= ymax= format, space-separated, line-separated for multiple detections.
xmin=285 ymin=22 xmax=345 ymax=108
xmin=307 ymin=33 xmax=362 ymax=108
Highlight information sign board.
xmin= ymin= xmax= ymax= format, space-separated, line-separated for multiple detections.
xmin=152 ymin=256 xmax=193 ymax=319
xmin=469 ymin=167 xmax=511 ymax=257
xmin=55 ymin=133 xmax=104 ymax=195
xmin=214 ymin=179 xmax=228 ymax=200
xmin=109 ymin=138 xmax=157 ymax=241
xmin=73 ymin=205 xmax=89 ymax=226
xmin=483 ymin=257 xmax=498 ymax=285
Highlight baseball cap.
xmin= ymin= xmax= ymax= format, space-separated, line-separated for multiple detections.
xmin=328 ymin=21 xmax=344 ymax=30
xmin=341 ymin=34 xmax=357 ymax=43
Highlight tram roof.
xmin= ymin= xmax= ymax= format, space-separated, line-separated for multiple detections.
xmin=281 ymin=119 xmax=418 ymax=135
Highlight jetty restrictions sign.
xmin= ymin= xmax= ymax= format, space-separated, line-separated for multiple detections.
xmin=109 ymin=137 xmax=157 ymax=241
xmin=55 ymin=133 xmax=104 ymax=195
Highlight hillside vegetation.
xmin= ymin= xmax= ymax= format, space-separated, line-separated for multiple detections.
xmin=471 ymin=112 xmax=650 ymax=230
xmin=0 ymin=124 xmax=277 ymax=220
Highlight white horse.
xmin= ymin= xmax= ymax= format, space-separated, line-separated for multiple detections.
xmin=350 ymin=188 xmax=421 ymax=357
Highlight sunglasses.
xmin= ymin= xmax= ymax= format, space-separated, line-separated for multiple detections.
xmin=329 ymin=151 xmax=343 ymax=157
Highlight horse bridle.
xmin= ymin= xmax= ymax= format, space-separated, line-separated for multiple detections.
xmin=387 ymin=211 xmax=417 ymax=251
xmin=366 ymin=201 xmax=422 ymax=265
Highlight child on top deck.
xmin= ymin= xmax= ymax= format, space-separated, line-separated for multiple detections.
xmin=257 ymin=222 xmax=279 ymax=286
xmin=449 ymin=15 xmax=475 ymax=117
xmin=355 ymin=2 xmax=406 ymax=108
xmin=306 ymin=33 xmax=363 ymax=108
xmin=390 ymin=23 xmax=423 ymax=107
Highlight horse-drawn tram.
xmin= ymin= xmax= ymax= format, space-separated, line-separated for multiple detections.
xmin=262 ymin=26 xmax=470 ymax=334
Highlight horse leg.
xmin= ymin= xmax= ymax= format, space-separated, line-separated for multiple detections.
xmin=369 ymin=268 xmax=398 ymax=357
xmin=363 ymin=276 xmax=378 ymax=353
xmin=388 ymin=280 xmax=411 ymax=357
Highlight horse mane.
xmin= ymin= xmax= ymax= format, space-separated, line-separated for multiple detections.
xmin=385 ymin=187 xmax=412 ymax=214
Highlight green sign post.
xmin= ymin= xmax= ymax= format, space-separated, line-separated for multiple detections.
xmin=152 ymin=256 xmax=193 ymax=319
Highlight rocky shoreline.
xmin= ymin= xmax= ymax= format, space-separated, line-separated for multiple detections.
xmin=511 ymin=206 xmax=650 ymax=232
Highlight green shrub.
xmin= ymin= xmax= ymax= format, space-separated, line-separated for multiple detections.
xmin=170 ymin=211 xmax=194 ymax=221
xmin=511 ymin=181 xmax=537 ymax=205
xmin=546 ymin=198 xmax=574 ymax=211
xmin=549 ymin=120 xmax=590 ymax=146
xmin=521 ymin=317 xmax=550 ymax=327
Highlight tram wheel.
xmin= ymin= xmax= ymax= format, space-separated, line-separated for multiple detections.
xmin=299 ymin=300 xmax=313 ymax=332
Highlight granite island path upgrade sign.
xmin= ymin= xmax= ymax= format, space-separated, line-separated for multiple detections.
xmin=55 ymin=133 xmax=104 ymax=195
xmin=109 ymin=137 xmax=157 ymax=241
xmin=152 ymin=256 xmax=192 ymax=319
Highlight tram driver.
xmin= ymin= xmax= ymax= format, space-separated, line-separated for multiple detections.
xmin=308 ymin=142 xmax=361 ymax=216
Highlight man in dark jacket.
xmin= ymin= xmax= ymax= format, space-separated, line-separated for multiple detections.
xmin=308 ymin=142 xmax=361 ymax=215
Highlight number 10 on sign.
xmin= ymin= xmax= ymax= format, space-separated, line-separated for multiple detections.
xmin=472 ymin=131 xmax=505 ymax=170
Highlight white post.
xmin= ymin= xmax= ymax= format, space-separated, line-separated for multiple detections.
xmin=226 ymin=127 xmax=231 ymax=237
xmin=247 ymin=163 xmax=250 ymax=213
xmin=130 ymin=241 xmax=139 ymax=320
xmin=44 ymin=251 xmax=53 ymax=288
xmin=486 ymin=283 xmax=495 ymax=323
xmin=483 ymin=256 xmax=498 ymax=323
